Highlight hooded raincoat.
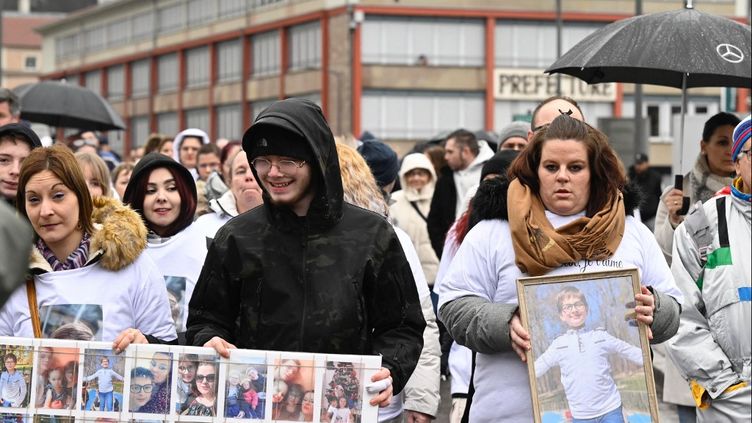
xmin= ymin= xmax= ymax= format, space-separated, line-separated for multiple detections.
xmin=390 ymin=153 xmax=439 ymax=286
xmin=186 ymin=99 xmax=425 ymax=393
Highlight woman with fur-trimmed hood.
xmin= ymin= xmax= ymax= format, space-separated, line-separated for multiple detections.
xmin=390 ymin=153 xmax=439 ymax=286
xmin=0 ymin=145 xmax=176 ymax=346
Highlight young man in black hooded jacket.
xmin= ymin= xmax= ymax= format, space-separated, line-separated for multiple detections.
xmin=187 ymin=99 xmax=426 ymax=406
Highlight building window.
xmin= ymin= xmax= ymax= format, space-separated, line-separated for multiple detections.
xmin=130 ymin=116 xmax=150 ymax=147
xmin=362 ymin=90 xmax=484 ymax=139
xmin=219 ymin=0 xmax=246 ymax=17
xmin=107 ymin=65 xmax=125 ymax=101
xmin=647 ymin=105 xmax=660 ymax=137
xmin=55 ymin=33 xmax=80 ymax=61
xmin=158 ymin=53 xmax=179 ymax=93
xmin=24 ymin=56 xmax=37 ymax=70
xmin=132 ymin=11 xmax=154 ymax=40
xmin=251 ymin=98 xmax=277 ymax=121
xmin=289 ymin=21 xmax=321 ymax=71
xmin=216 ymin=104 xmax=242 ymax=140
xmin=157 ymin=112 xmax=179 ymax=137
xmin=495 ymin=21 xmax=601 ymax=68
xmin=217 ymin=39 xmax=242 ymax=82
xmin=185 ymin=108 xmax=210 ymax=132
xmin=186 ymin=47 xmax=210 ymax=88
xmin=85 ymin=71 xmax=102 ymax=96
xmin=131 ymin=59 xmax=151 ymax=98
xmin=85 ymin=25 xmax=107 ymax=52
xmin=362 ymin=17 xmax=484 ymax=67
xmin=158 ymin=3 xmax=184 ymax=34
xmin=252 ymin=31 xmax=280 ymax=77
xmin=107 ymin=19 xmax=129 ymax=47
xmin=188 ymin=0 xmax=215 ymax=26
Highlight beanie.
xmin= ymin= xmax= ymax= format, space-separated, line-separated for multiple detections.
xmin=480 ymin=150 xmax=519 ymax=182
xmin=245 ymin=126 xmax=315 ymax=164
xmin=497 ymin=121 xmax=529 ymax=148
xmin=732 ymin=115 xmax=751 ymax=162
xmin=0 ymin=122 xmax=42 ymax=149
xmin=357 ymin=139 xmax=399 ymax=188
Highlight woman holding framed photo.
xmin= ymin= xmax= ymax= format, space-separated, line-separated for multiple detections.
xmin=437 ymin=114 xmax=684 ymax=423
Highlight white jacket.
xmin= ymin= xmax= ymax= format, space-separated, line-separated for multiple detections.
xmin=390 ymin=153 xmax=439 ymax=285
xmin=452 ymin=140 xmax=494 ymax=218
xmin=666 ymin=191 xmax=751 ymax=403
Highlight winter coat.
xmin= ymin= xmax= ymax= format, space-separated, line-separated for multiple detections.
xmin=0 ymin=196 xmax=177 ymax=343
xmin=666 ymin=191 xmax=751 ymax=413
xmin=390 ymin=153 xmax=439 ymax=286
xmin=426 ymin=141 xmax=494 ymax=257
xmin=186 ymin=99 xmax=425 ymax=394
xmin=654 ymin=154 xmax=733 ymax=264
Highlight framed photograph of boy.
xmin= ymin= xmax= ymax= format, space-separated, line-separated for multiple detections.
xmin=516 ymin=268 xmax=659 ymax=423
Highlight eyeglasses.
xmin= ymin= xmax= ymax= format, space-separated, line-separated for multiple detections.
xmin=251 ymin=158 xmax=306 ymax=175
xmin=178 ymin=365 xmax=195 ymax=373
xmin=739 ymin=149 xmax=751 ymax=160
xmin=195 ymin=374 xmax=216 ymax=383
xmin=561 ymin=302 xmax=586 ymax=313
xmin=130 ymin=384 xmax=153 ymax=393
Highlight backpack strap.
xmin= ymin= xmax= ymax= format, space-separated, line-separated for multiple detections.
xmin=409 ymin=201 xmax=428 ymax=223
xmin=25 ymin=276 xmax=42 ymax=338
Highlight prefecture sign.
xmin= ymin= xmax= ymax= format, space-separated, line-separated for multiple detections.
xmin=494 ymin=68 xmax=616 ymax=102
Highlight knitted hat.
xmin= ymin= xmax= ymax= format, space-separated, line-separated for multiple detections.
xmin=245 ymin=126 xmax=315 ymax=164
xmin=732 ymin=115 xmax=751 ymax=162
xmin=357 ymin=139 xmax=399 ymax=188
xmin=497 ymin=121 xmax=529 ymax=148
xmin=0 ymin=122 xmax=42 ymax=149
xmin=480 ymin=150 xmax=519 ymax=181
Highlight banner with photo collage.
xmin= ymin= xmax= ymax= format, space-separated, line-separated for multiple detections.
xmin=0 ymin=337 xmax=382 ymax=422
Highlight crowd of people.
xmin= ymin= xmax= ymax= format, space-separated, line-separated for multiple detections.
xmin=0 ymin=86 xmax=749 ymax=423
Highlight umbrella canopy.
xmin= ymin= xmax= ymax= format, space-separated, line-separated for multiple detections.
xmin=13 ymin=81 xmax=126 ymax=131
xmin=545 ymin=7 xmax=751 ymax=89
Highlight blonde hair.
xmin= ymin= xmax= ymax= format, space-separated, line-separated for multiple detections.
xmin=336 ymin=143 xmax=388 ymax=216
xmin=75 ymin=151 xmax=112 ymax=197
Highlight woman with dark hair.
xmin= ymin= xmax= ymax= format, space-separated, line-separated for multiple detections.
xmin=0 ymin=145 xmax=176 ymax=346
xmin=436 ymin=115 xmax=684 ymax=423
xmin=123 ymin=152 xmax=208 ymax=338
xmin=655 ymin=112 xmax=740 ymax=264
xmin=181 ymin=361 xmax=218 ymax=416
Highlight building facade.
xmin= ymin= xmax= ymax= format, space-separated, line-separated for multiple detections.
xmin=37 ymin=0 xmax=750 ymax=161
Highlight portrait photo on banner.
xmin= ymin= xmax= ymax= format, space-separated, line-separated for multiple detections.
xmin=271 ymin=355 xmax=315 ymax=422
xmin=81 ymin=348 xmax=125 ymax=413
xmin=223 ymin=353 xmax=268 ymax=420
xmin=175 ymin=352 xmax=219 ymax=418
xmin=516 ymin=268 xmax=659 ymax=423
xmin=321 ymin=360 xmax=364 ymax=423
xmin=128 ymin=346 xmax=173 ymax=416
xmin=33 ymin=344 xmax=79 ymax=412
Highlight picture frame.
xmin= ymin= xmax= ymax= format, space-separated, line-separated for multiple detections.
xmin=516 ymin=268 xmax=659 ymax=423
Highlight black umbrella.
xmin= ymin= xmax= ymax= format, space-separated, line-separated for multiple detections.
xmin=13 ymin=80 xmax=126 ymax=131
xmin=546 ymin=2 xmax=751 ymax=211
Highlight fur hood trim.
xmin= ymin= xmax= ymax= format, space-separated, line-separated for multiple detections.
xmin=29 ymin=196 xmax=147 ymax=273
xmin=471 ymin=177 xmax=642 ymax=224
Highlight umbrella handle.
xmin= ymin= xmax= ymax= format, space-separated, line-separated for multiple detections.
xmin=674 ymin=175 xmax=690 ymax=216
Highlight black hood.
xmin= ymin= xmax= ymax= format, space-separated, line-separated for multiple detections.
xmin=242 ymin=98 xmax=343 ymax=231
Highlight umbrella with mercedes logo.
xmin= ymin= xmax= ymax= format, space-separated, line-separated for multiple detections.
xmin=13 ymin=80 xmax=126 ymax=131
xmin=545 ymin=1 xmax=750 ymax=213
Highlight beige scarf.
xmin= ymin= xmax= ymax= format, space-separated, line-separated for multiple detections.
xmin=508 ymin=179 xmax=625 ymax=276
